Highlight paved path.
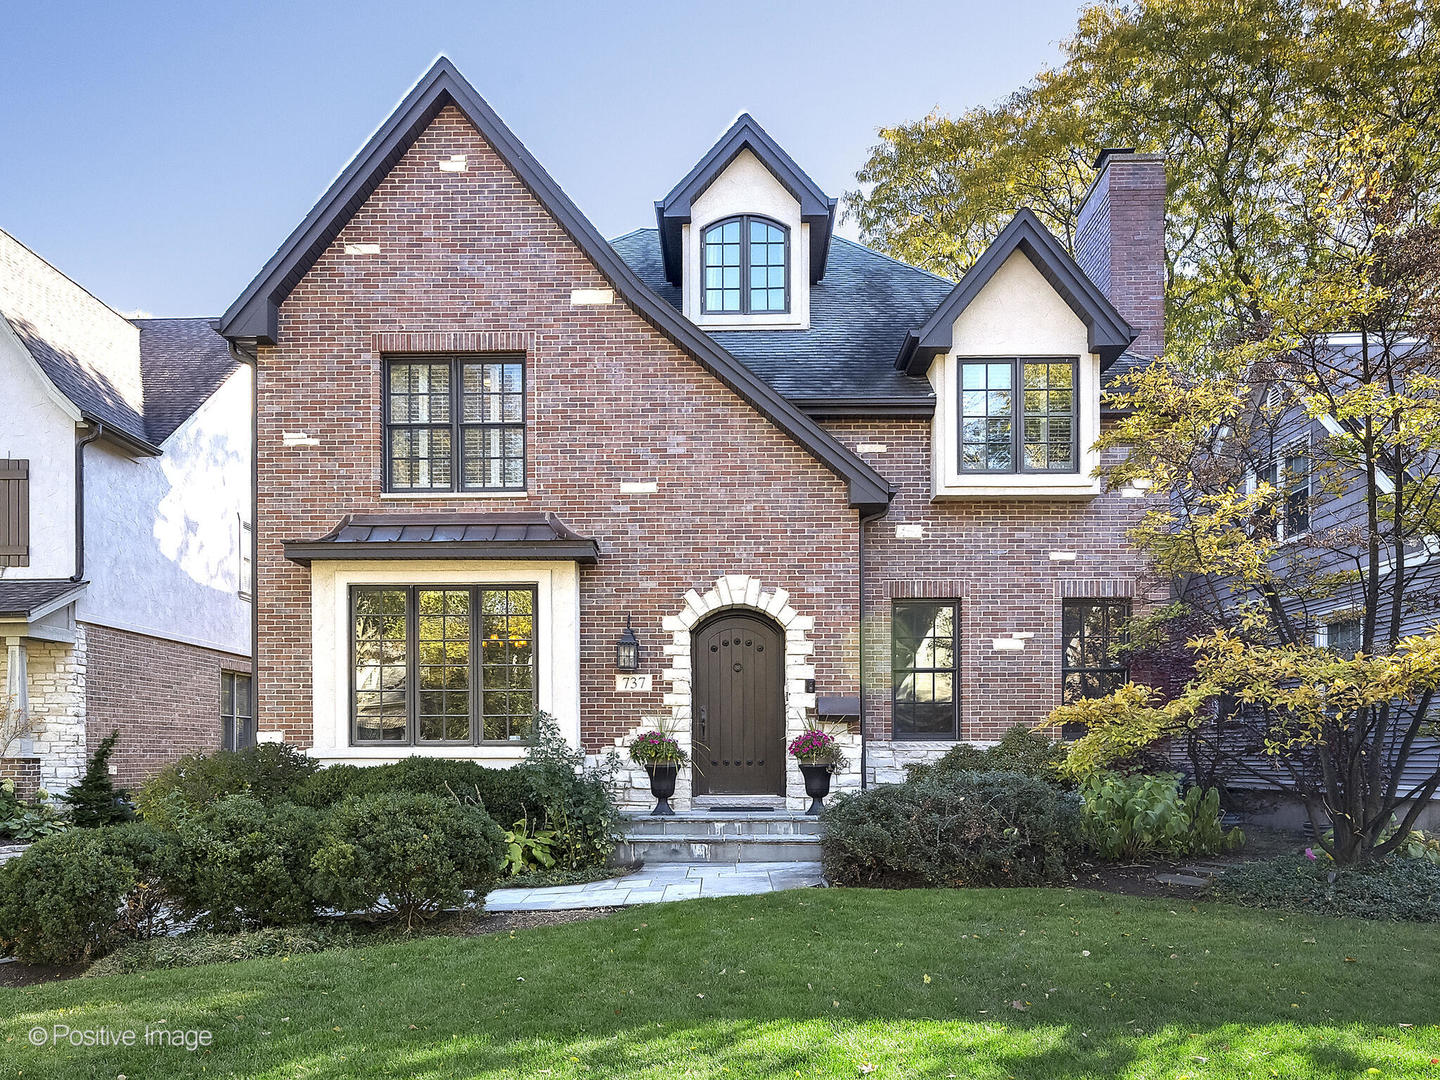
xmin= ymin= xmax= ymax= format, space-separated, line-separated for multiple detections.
xmin=485 ymin=862 xmax=825 ymax=911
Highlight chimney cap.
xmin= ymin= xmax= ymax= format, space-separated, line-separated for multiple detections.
xmin=1092 ymin=146 xmax=1138 ymax=170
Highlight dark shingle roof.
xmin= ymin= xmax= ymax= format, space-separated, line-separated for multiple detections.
xmin=0 ymin=578 xmax=86 ymax=619
xmin=135 ymin=318 xmax=241 ymax=443
xmin=610 ymin=229 xmax=952 ymax=410
xmin=284 ymin=512 xmax=600 ymax=564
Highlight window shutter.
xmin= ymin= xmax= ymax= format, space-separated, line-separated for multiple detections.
xmin=0 ymin=459 xmax=29 ymax=567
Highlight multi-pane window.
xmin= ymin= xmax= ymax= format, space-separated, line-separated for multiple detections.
xmin=960 ymin=359 xmax=1076 ymax=473
xmin=384 ymin=355 xmax=525 ymax=492
xmin=351 ymin=585 xmax=536 ymax=745
xmin=220 ymin=672 xmax=254 ymax=751
xmin=702 ymin=215 xmax=789 ymax=314
xmin=238 ymin=517 xmax=253 ymax=600
xmin=1326 ymin=617 xmax=1363 ymax=657
xmin=1265 ymin=439 xmax=1311 ymax=539
xmin=1062 ymin=599 xmax=1131 ymax=704
xmin=892 ymin=600 xmax=959 ymax=739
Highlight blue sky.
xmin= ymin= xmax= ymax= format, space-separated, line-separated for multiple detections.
xmin=1 ymin=0 xmax=1083 ymax=317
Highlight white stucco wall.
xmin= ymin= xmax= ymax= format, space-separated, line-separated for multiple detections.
xmin=306 ymin=559 xmax=581 ymax=767
xmin=0 ymin=316 xmax=78 ymax=580
xmin=78 ymin=364 xmax=252 ymax=655
xmin=930 ymin=251 xmax=1104 ymax=498
xmin=683 ymin=149 xmax=810 ymax=330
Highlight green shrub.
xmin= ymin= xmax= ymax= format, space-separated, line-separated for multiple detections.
xmin=86 ymin=925 xmax=361 ymax=977
xmin=0 ymin=785 xmax=68 ymax=842
xmin=0 ymin=822 xmax=167 ymax=964
xmin=291 ymin=757 xmax=529 ymax=825
xmin=137 ymin=743 xmax=319 ymax=825
xmin=516 ymin=715 xmax=624 ymax=870
xmin=1079 ymin=771 xmax=1243 ymax=860
xmin=311 ymin=792 xmax=505 ymax=925
xmin=62 ymin=730 xmax=134 ymax=827
xmin=906 ymin=724 xmax=1068 ymax=785
xmin=164 ymin=796 xmax=321 ymax=930
xmin=821 ymin=770 xmax=1081 ymax=888
xmin=1215 ymin=854 xmax=1440 ymax=921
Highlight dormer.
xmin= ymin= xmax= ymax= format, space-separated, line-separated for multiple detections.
xmin=655 ymin=114 xmax=837 ymax=331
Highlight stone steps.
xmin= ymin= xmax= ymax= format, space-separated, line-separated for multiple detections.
xmin=617 ymin=812 xmax=824 ymax=864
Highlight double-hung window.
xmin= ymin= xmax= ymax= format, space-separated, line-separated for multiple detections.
xmin=891 ymin=600 xmax=960 ymax=739
xmin=351 ymin=585 xmax=537 ymax=745
xmin=702 ymin=215 xmax=789 ymax=314
xmin=959 ymin=358 xmax=1078 ymax=473
xmin=1325 ymin=617 xmax=1363 ymax=657
xmin=220 ymin=672 xmax=254 ymax=751
xmin=384 ymin=354 xmax=525 ymax=492
xmin=1061 ymin=599 xmax=1131 ymax=704
xmin=1259 ymin=438 xmax=1311 ymax=539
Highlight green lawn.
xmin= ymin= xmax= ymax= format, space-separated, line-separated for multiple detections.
xmin=2 ymin=888 xmax=1438 ymax=1079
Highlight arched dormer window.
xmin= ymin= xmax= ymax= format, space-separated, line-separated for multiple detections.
xmin=702 ymin=216 xmax=789 ymax=315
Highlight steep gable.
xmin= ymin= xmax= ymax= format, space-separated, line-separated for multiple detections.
xmin=218 ymin=58 xmax=889 ymax=512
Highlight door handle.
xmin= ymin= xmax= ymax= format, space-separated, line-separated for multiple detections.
xmin=699 ymin=706 xmax=707 ymax=739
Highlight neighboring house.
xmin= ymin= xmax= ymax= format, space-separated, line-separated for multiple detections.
xmin=217 ymin=58 xmax=1164 ymax=811
xmin=0 ymin=229 xmax=252 ymax=796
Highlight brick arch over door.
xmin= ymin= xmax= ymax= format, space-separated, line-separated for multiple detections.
xmin=660 ymin=575 xmax=818 ymax=804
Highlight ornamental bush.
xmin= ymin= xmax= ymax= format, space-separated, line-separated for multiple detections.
xmin=0 ymin=822 xmax=167 ymax=964
xmin=1078 ymin=771 xmax=1243 ymax=860
xmin=821 ymin=770 xmax=1081 ymax=888
xmin=1214 ymin=854 xmax=1440 ymax=921
xmin=136 ymin=743 xmax=319 ymax=826
xmin=163 ymin=796 xmax=322 ymax=930
xmin=906 ymin=724 xmax=1068 ymax=784
xmin=311 ymin=792 xmax=506 ymax=925
xmin=290 ymin=757 xmax=529 ymax=825
xmin=61 ymin=729 xmax=134 ymax=827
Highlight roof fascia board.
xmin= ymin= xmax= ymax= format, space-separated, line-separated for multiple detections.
xmin=220 ymin=59 xmax=891 ymax=513
xmin=87 ymin=415 xmax=163 ymax=457
xmin=897 ymin=210 xmax=1135 ymax=376
xmin=0 ymin=583 xmax=87 ymax=622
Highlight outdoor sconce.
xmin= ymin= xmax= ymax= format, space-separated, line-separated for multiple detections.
xmin=616 ymin=615 xmax=640 ymax=672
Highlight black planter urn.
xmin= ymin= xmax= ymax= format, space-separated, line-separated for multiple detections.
xmin=798 ymin=763 xmax=832 ymax=815
xmin=645 ymin=763 xmax=679 ymax=816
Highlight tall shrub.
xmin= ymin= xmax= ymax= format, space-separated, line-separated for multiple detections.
xmin=62 ymin=729 xmax=133 ymax=827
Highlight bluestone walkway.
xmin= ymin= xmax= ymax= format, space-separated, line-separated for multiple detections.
xmin=485 ymin=862 xmax=825 ymax=911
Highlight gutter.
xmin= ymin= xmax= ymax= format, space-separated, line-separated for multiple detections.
xmin=71 ymin=422 xmax=104 ymax=581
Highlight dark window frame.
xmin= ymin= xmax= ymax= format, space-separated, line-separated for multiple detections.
xmin=891 ymin=599 xmax=961 ymax=741
xmin=348 ymin=584 xmax=539 ymax=747
xmin=1325 ymin=616 xmax=1363 ymax=657
xmin=1061 ymin=599 xmax=1132 ymax=707
xmin=700 ymin=215 xmax=791 ymax=316
xmin=958 ymin=357 xmax=1081 ymax=475
xmin=220 ymin=671 xmax=254 ymax=751
xmin=381 ymin=353 xmax=527 ymax=494
xmin=1261 ymin=435 xmax=1311 ymax=540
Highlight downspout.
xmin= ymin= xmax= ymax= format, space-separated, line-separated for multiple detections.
xmin=857 ymin=507 xmax=886 ymax=790
xmin=71 ymin=422 xmax=103 ymax=581
xmin=229 ymin=341 xmax=259 ymax=712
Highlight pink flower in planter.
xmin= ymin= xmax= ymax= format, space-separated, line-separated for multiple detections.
xmin=1304 ymin=848 xmax=1317 ymax=861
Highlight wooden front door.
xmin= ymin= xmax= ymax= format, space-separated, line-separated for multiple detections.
xmin=692 ymin=611 xmax=785 ymax=796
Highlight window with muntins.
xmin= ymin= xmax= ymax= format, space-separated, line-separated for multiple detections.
xmin=892 ymin=600 xmax=959 ymax=739
xmin=350 ymin=585 xmax=537 ymax=745
xmin=702 ymin=216 xmax=789 ymax=314
xmin=1326 ymin=617 xmax=1362 ymax=657
xmin=384 ymin=354 xmax=525 ymax=492
xmin=1062 ymin=599 xmax=1131 ymax=704
xmin=960 ymin=359 xmax=1077 ymax=473
xmin=220 ymin=672 xmax=254 ymax=751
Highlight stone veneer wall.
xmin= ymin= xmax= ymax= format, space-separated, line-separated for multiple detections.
xmin=0 ymin=629 xmax=88 ymax=794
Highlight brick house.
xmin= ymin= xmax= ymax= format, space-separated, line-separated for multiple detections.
xmin=218 ymin=59 xmax=1164 ymax=811
xmin=0 ymin=229 xmax=253 ymax=796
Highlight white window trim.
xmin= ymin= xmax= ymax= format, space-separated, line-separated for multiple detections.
xmin=302 ymin=559 xmax=580 ymax=766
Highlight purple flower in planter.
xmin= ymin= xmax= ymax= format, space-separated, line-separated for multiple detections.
xmin=1304 ymin=847 xmax=1317 ymax=861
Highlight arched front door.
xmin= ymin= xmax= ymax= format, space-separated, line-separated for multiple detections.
xmin=692 ymin=611 xmax=785 ymax=796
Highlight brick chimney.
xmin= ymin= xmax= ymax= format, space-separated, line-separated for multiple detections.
xmin=1074 ymin=148 xmax=1166 ymax=358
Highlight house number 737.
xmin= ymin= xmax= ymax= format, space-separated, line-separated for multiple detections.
xmin=615 ymin=674 xmax=653 ymax=692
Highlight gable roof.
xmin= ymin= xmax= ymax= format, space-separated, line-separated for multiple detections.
xmin=0 ymin=230 xmax=237 ymax=451
xmin=612 ymin=230 xmax=952 ymax=414
xmin=217 ymin=57 xmax=891 ymax=514
xmin=894 ymin=209 xmax=1136 ymax=376
xmin=135 ymin=318 xmax=242 ymax=443
xmin=653 ymin=113 xmax=838 ymax=287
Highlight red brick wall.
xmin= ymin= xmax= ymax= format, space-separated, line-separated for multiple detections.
xmin=825 ymin=421 xmax=1162 ymax=741
xmin=255 ymin=106 xmax=861 ymax=752
xmin=0 ymin=757 xmax=40 ymax=802
xmin=84 ymin=623 xmax=252 ymax=786
xmin=1075 ymin=153 xmax=1167 ymax=357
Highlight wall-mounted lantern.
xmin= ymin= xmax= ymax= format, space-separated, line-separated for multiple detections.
xmin=616 ymin=615 xmax=640 ymax=672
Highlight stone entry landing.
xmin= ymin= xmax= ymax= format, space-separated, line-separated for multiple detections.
xmin=616 ymin=810 xmax=824 ymax=865
xmin=484 ymin=862 xmax=825 ymax=911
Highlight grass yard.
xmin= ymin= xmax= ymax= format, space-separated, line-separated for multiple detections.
xmin=2 ymin=888 xmax=1438 ymax=1079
